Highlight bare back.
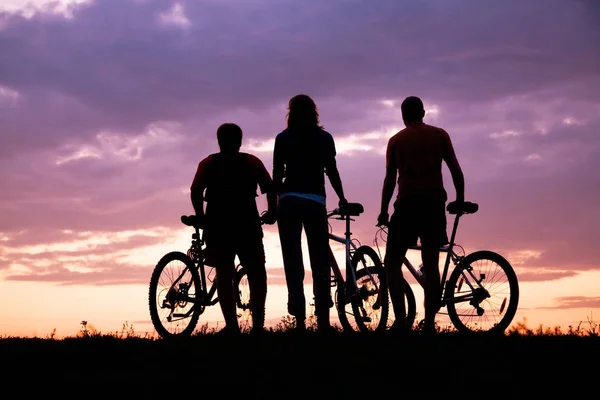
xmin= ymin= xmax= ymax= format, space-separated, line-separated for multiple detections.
xmin=386 ymin=122 xmax=459 ymax=200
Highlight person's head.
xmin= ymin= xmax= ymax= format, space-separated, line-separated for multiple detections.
xmin=216 ymin=123 xmax=242 ymax=153
xmin=401 ymin=96 xmax=425 ymax=125
xmin=286 ymin=94 xmax=322 ymax=130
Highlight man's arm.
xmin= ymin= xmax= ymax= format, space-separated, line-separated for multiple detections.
xmin=441 ymin=130 xmax=465 ymax=202
xmin=190 ymin=158 xmax=210 ymax=218
xmin=324 ymin=134 xmax=346 ymax=205
xmin=378 ymin=138 xmax=397 ymax=225
xmin=272 ymin=135 xmax=284 ymax=196
xmin=253 ymin=155 xmax=278 ymax=219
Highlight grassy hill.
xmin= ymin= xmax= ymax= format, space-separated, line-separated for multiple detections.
xmin=2 ymin=320 xmax=599 ymax=397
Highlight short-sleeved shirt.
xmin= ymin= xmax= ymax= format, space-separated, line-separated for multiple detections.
xmin=190 ymin=152 xmax=273 ymax=231
xmin=386 ymin=122 xmax=458 ymax=200
xmin=272 ymin=127 xmax=337 ymax=198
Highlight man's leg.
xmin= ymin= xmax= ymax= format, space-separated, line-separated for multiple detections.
xmin=239 ymin=232 xmax=268 ymax=332
xmin=421 ymin=244 xmax=441 ymax=332
xmin=277 ymin=197 xmax=307 ymax=324
xmin=248 ymin=265 xmax=267 ymax=331
xmin=303 ymin=200 xmax=332 ymax=330
xmin=419 ymin=195 xmax=447 ymax=332
xmin=384 ymin=244 xmax=409 ymax=329
xmin=215 ymin=256 xmax=240 ymax=332
xmin=385 ymin=200 xmax=415 ymax=330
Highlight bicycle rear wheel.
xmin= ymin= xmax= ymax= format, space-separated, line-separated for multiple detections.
xmin=234 ymin=266 xmax=252 ymax=332
xmin=149 ymin=251 xmax=202 ymax=338
xmin=446 ymin=250 xmax=519 ymax=334
xmin=398 ymin=274 xmax=417 ymax=330
xmin=336 ymin=246 xmax=389 ymax=332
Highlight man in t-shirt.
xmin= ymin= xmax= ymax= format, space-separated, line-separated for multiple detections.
xmin=190 ymin=123 xmax=277 ymax=334
xmin=377 ymin=96 xmax=465 ymax=333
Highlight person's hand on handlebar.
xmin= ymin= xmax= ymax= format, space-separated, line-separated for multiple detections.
xmin=192 ymin=214 xmax=206 ymax=229
xmin=376 ymin=212 xmax=389 ymax=227
xmin=261 ymin=210 xmax=277 ymax=225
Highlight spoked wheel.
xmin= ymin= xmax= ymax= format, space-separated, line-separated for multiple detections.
xmin=396 ymin=275 xmax=417 ymax=330
xmin=234 ymin=266 xmax=252 ymax=332
xmin=149 ymin=251 xmax=202 ymax=339
xmin=336 ymin=246 xmax=390 ymax=332
xmin=446 ymin=250 xmax=519 ymax=334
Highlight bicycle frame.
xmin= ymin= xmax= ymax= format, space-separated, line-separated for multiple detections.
xmin=327 ymin=210 xmax=368 ymax=294
xmin=328 ymin=229 xmax=359 ymax=291
xmin=401 ymin=244 xmax=460 ymax=308
xmin=171 ymin=213 xmax=267 ymax=319
xmin=389 ymin=208 xmax=481 ymax=308
xmin=169 ymin=228 xmax=219 ymax=319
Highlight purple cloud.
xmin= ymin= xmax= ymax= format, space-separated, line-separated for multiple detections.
xmin=537 ymin=296 xmax=600 ymax=310
xmin=0 ymin=0 xmax=598 ymax=291
xmin=1 ymin=0 xmax=599 ymax=154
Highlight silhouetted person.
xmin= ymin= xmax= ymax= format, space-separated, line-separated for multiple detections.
xmin=191 ymin=123 xmax=277 ymax=335
xmin=377 ymin=96 xmax=465 ymax=333
xmin=273 ymin=94 xmax=347 ymax=332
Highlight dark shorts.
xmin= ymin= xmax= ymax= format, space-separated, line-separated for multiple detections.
xmin=387 ymin=194 xmax=448 ymax=249
xmin=203 ymin=222 xmax=266 ymax=269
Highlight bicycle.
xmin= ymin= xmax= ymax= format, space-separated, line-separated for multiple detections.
xmin=374 ymin=201 xmax=520 ymax=334
xmin=148 ymin=215 xmax=256 ymax=338
xmin=326 ymin=202 xmax=391 ymax=332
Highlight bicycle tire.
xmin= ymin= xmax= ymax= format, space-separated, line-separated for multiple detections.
xmin=403 ymin=276 xmax=417 ymax=330
xmin=233 ymin=266 xmax=253 ymax=332
xmin=149 ymin=251 xmax=202 ymax=339
xmin=336 ymin=246 xmax=389 ymax=332
xmin=446 ymin=250 xmax=519 ymax=334
xmin=234 ymin=266 xmax=250 ymax=310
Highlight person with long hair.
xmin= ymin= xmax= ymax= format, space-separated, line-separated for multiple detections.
xmin=272 ymin=94 xmax=347 ymax=332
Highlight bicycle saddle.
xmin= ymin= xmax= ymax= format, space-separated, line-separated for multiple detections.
xmin=339 ymin=202 xmax=364 ymax=216
xmin=181 ymin=215 xmax=202 ymax=228
xmin=447 ymin=201 xmax=479 ymax=215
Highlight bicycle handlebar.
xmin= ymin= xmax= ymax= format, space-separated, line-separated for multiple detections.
xmin=327 ymin=208 xmax=343 ymax=219
xmin=181 ymin=211 xmax=272 ymax=229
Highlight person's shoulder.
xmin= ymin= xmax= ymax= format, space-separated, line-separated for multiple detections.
xmin=199 ymin=153 xmax=216 ymax=165
xmin=322 ymin=128 xmax=334 ymax=137
xmin=275 ymin=128 xmax=290 ymax=138
xmin=388 ymin=129 xmax=404 ymax=144
xmin=424 ymin=123 xmax=449 ymax=136
xmin=240 ymin=152 xmax=260 ymax=160
xmin=274 ymin=129 xmax=290 ymax=145
xmin=316 ymin=127 xmax=335 ymax=142
xmin=394 ymin=127 xmax=407 ymax=136
xmin=240 ymin=152 xmax=266 ymax=166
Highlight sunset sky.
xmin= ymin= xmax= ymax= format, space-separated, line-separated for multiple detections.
xmin=1 ymin=0 xmax=599 ymax=338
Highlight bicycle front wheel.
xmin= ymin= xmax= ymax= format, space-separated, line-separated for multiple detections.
xmin=149 ymin=251 xmax=202 ymax=338
xmin=234 ymin=265 xmax=252 ymax=332
xmin=336 ymin=246 xmax=389 ymax=332
xmin=446 ymin=250 xmax=519 ymax=334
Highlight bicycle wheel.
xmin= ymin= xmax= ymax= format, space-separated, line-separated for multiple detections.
xmin=234 ymin=265 xmax=252 ymax=332
xmin=149 ymin=251 xmax=202 ymax=338
xmin=401 ymin=274 xmax=417 ymax=330
xmin=446 ymin=250 xmax=519 ymax=334
xmin=336 ymin=246 xmax=389 ymax=332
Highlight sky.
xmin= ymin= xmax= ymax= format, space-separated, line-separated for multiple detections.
xmin=1 ymin=0 xmax=599 ymax=338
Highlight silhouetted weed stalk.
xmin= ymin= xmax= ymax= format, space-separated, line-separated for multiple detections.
xmin=506 ymin=314 xmax=599 ymax=337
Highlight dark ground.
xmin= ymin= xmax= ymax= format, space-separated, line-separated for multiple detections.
xmin=2 ymin=330 xmax=599 ymax=397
